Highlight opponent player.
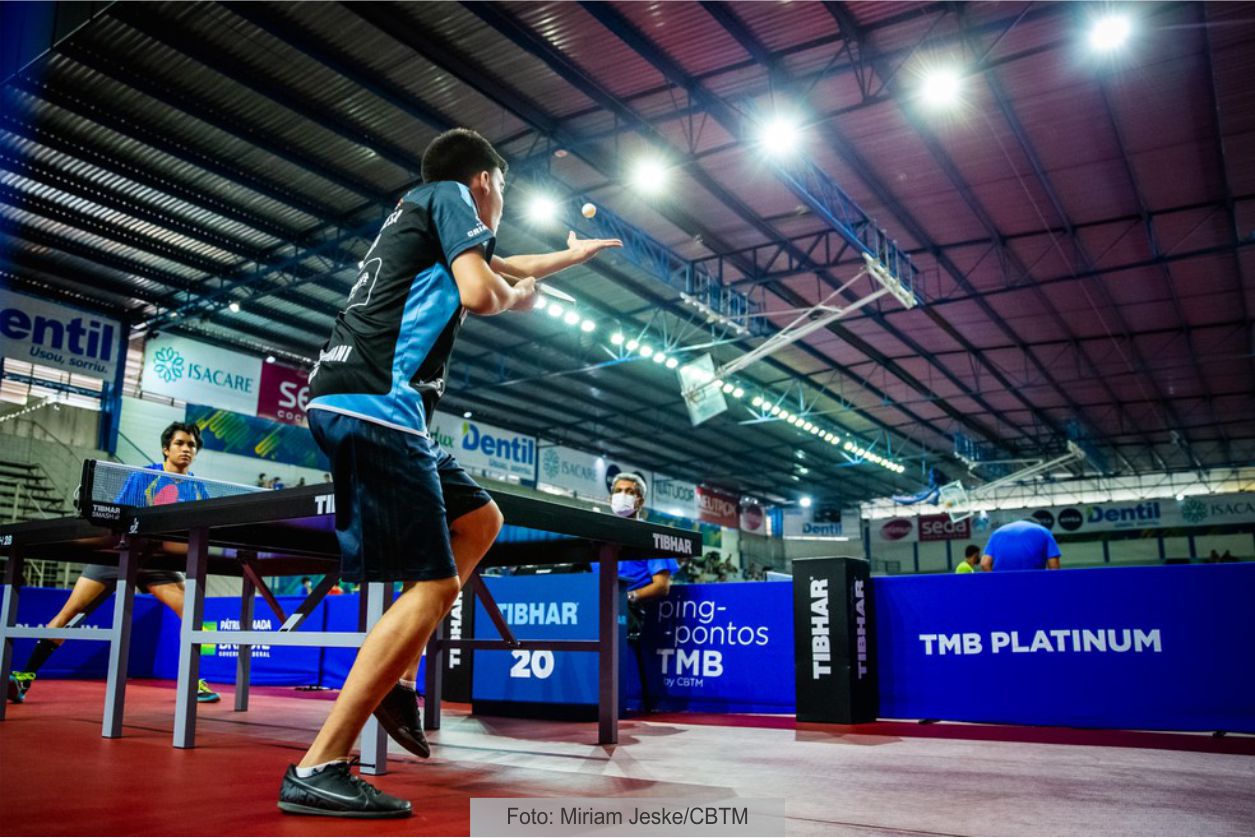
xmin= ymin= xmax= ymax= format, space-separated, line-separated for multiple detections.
xmin=278 ymin=128 xmax=621 ymax=817
xmin=7 ymin=421 xmax=221 ymax=704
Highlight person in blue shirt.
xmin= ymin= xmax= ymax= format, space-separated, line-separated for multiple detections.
xmin=8 ymin=422 xmax=221 ymax=706
xmin=602 ymin=473 xmax=680 ymax=605
xmin=284 ymin=128 xmax=621 ymax=818
xmin=981 ymin=519 xmax=1063 ymax=571
xmin=595 ymin=472 xmax=679 ymax=716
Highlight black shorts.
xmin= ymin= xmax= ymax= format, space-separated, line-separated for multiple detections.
xmin=308 ymin=408 xmax=494 ymax=583
xmin=80 ymin=563 xmax=185 ymax=590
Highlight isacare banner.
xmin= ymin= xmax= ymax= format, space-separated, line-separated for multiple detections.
xmin=696 ymin=485 xmax=739 ymax=528
xmin=536 ymin=444 xmax=651 ymax=501
xmin=142 ymin=334 xmax=262 ymax=415
xmin=0 ymin=289 xmax=122 ymax=380
xmin=186 ymin=404 xmax=328 ymax=469
xmin=429 ymin=412 xmax=536 ymax=482
xmin=875 ymin=563 xmax=1255 ymax=730
xmin=256 ymin=361 xmax=310 ymax=427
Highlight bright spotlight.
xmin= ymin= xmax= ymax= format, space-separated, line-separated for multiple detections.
xmin=630 ymin=157 xmax=668 ymax=194
xmin=626 ymin=339 xmax=640 ymax=351
xmin=758 ymin=113 xmax=802 ymax=157
xmin=547 ymin=302 xmax=564 ymax=318
xmin=526 ymin=194 xmax=558 ymax=224
xmin=751 ymin=395 xmax=763 ymax=407
xmin=580 ymin=319 xmax=596 ymax=333
xmin=920 ymin=66 xmax=962 ymax=109
xmin=611 ymin=332 xmax=625 ymax=345
xmin=1089 ymin=14 xmax=1131 ymax=51
xmin=722 ymin=383 xmax=734 ymax=394
xmin=732 ymin=387 xmax=744 ymax=399
xmin=639 ymin=345 xmax=654 ymax=359
xmin=770 ymin=405 xmax=781 ymax=416
xmin=665 ymin=356 xmax=679 ymax=369
xmin=799 ymin=496 xmax=812 ymax=508
xmin=563 ymin=310 xmax=580 ymax=326
xmin=228 ymin=301 xmax=241 ymax=313
xmin=653 ymin=353 xmax=667 ymax=364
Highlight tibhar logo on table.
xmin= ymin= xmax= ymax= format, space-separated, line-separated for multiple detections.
xmin=652 ymin=532 xmax=693 ymax=554
xmin=314 ymin=493 xmax=335 ymax=516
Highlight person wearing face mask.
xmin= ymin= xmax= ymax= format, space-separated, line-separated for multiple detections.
xmin=599 ymin=472 xmax=679 ymax=714
xmin=605 ymin=473 xmax=680 ymax=607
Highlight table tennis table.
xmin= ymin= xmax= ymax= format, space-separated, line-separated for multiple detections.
xmin=0 ymin=459 xmax=699 ymax=774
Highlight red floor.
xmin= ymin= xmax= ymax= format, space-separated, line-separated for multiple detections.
xmin=0 ymin=680 xmax=471 ymax=837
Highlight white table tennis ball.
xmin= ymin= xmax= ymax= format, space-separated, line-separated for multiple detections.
xmin=581 ymin=202 xmax=597 ymax=219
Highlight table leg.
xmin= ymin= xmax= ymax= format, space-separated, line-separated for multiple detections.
xmin=424 ymin=619 xmax=443 ymax=731
xmin=598 ymin=543 xmax=620 ymax=745
xmin=0 ymin=546 xmax=24 ymax=723
xmin=173 ymin=527 xmax=209 ymax=749
xmin=358 ymin=581 xmax=389 ymax=776
xmin=235 ymin=571 xmax=255 ymax=712
xmin=102 ymin=539 xmax=139 ymax=738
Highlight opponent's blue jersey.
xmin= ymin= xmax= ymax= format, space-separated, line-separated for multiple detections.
xmin=113 ymin=462 xmax=207 ymax=507
xmin=983 ymin=520 xmax=1061 ymax=571
xmin=591 ymin=557 xmax=681 ymax=592
xmin=307 ymin=181 xmax=496 ymax=435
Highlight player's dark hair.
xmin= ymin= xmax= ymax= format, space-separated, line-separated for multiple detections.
xmin=161 ymin=421 xmax=202 ymax=452
xmin=964 ymin=544 xmax=980 ymax=559
xmin=421 ymin=128 xmax=507 ymax=185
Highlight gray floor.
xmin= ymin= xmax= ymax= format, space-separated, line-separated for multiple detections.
xmin=431 ymin=713 xmax=1255 ymax=836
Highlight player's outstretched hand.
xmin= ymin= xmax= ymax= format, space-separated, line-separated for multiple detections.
xmin=567 ymin=231 xmax=622 ymax=263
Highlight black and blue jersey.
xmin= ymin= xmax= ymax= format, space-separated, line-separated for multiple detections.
xmin=308 ymin=181 xmax=496 ymax=435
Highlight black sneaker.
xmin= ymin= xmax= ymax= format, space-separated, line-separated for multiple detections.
xmin=372 ymin=682 xmax=430 ymax=758
xmin=277 ymin=760 xmax=411 ymax=818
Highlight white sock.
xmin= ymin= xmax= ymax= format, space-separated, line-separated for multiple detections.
xmin=399 ymin=678 xmax=417 ymax=691
xmin=295 ymin=758 xmax=349 ymax=778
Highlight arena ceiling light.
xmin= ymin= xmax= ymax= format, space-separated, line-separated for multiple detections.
xmin=227 ymin=301 xmax=241 ymax=313
xmin=611 ymin=331 xmax=625 ymax=345
xmin=580 ymin=319 xmax=596 ymax=333
xmin=1089 ymin=14 xmax=1132 ymax=51
xmin=546 ymin=302 xmax=564 ymax=318
xmin=920 ymin=66 xmax=963 ymax=110
xmin=525 ymin=194 xmax=558 ymax=224
xmin=799 ymin=495 xmax=813 ymax=508
xmin=758 ymin=112 xmax=804 ymax=158
xmin=630 ymin=157 xmax=668 ymax=194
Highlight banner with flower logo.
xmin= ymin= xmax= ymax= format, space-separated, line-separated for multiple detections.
xmin=141 ymin=334 xmax=262 ymax=415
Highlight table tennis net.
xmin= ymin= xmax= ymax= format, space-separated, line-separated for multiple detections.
xmin=82 ymin=459 xmax=263 ymax=509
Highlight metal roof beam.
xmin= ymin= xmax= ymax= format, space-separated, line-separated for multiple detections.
xmin=461 ymin=2 xmax=1008 ymax=460
xmin=573 ymin=2 xmax=1051 ymax=452
xmin=56 ymin=40 xmax=383 ymax=202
